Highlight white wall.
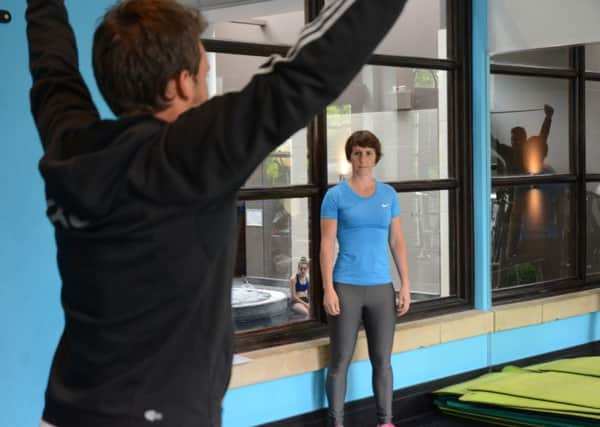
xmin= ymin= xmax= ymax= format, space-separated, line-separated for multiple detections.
xmin=489 ymin=0 xmax=600 ymax=55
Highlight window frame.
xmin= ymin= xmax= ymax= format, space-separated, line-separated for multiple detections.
xmin=202 ymin=0 xmax=474 ymax=352
xmin=491 ymin=47 xmax=600 ymax=304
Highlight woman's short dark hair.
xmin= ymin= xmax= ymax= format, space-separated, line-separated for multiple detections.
xmin=92 ymin=0 xmax=207 ymax=116
xmin=344 ymin=130 xmax=382 ymax=163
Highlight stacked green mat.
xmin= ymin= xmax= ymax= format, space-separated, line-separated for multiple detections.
xmin=433 ymin=357 xmax=600 ymax=426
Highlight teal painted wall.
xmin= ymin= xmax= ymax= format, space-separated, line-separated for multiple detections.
xmin=1 ymin=1 xmax=598 ymax=426
xmin=0 ymin=2 xmax=113 ymax=426
xmin=223 ymin=313 xmax=600 ymax=426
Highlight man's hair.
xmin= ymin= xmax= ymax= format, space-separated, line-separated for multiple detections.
xmin=345 ymin=130 xmax=382 ymax=163
xmin=92 ymin=0 xmax=207 ymax=116
xmin=511 ymin=126 xmax=527 ymax=142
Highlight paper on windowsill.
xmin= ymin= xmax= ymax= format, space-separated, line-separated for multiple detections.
xmin=233 ymin=354 xmax=252 ymax=365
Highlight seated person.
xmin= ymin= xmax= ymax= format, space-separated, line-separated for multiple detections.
xmin=289 ymin=257 xmax=310 ymax=316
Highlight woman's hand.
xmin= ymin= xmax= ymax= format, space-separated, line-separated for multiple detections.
xmin=323 ymin=288 xmax=340 ymax=316
xmin=396 ymin=287 xmax=411 ymax=317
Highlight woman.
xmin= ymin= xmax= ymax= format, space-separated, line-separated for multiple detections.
xmin=320 ymin=130 xmax=411 ymax=427
xmin=289 ymin=256 xmax=310 ymax=316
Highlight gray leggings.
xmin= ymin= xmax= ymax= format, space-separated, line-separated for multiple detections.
xmin=326 ymin=283 xmax=396 ymax=425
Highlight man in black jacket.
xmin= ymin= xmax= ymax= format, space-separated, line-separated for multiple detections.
xmin=26 ymin=0 xmax=407 ymax=426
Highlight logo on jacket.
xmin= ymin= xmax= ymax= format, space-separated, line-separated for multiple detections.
xmin=144 ymin=409 xmax=164 ymax=422
xmin=47 ymin=199 xmax=90 ymax=230
xmin=381 ymin=203 xmax=390 ymax=208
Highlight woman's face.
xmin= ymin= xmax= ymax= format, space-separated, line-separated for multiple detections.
xmin=298 ymin=263 xmax=309 ymax=275
xmin=350 ymin=145 xmax=377 ymax=175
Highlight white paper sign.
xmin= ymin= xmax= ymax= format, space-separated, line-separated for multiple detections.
xmin=246 ymin=208 xmax=263 ymax=227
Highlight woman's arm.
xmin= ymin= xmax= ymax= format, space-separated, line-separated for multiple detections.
xmin=389 ymin=217 xmax=411 ymax=316
xmin=320 ymin=218 xmax=340 ymax=316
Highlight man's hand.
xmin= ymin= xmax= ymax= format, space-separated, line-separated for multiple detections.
xmin=323 ymin=288 xmax=340 ymax=316
xmin=396 ymin=287 xmax=411 ymax=317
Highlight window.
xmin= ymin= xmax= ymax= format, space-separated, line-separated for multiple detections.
xmin=492 ymin=183 xmax=574 ymax=288
xmin=491 ymin=47 xmax=571 ymax=69
xmin=201 ymin=0 xmax=471 ymax=350
xmin=586 ymin=67 xmax=600 ymax=280
xmin=491 ymin=43 xmax=600 ymax=302
xmin=586 ymin=81 xmax=600 ymax=173
xmin=585 ymin=43 xmax=600 ymax=72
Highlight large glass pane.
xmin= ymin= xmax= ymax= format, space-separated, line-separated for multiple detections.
xmin=492 ymin=184 xmax=574 ymax=288
xmin=324 ymin=0 xmax=448 ymax=59
xmin=587 ymin=182 xmax=600 ymax=274
xmin=586 ymin=81 xmax=600 ymax=173
xmin=394 ymin=190 xmax=451 ymax=300
xmin=325 ymin=190 xmax=450 ymax=301
xmin=326 ymin=66 xmax=448 ymax=183
xmin=207 ymin=52 xmax=309 ymax=187
xmin=490 ymin=75 xmax=570 ymax=176
xmin=233 ymin=198 xmax=311 ymax=332
xmin=491 ymin=47 xmax=571 ymax=69
xmin=200 ymin=0 xmax=304 ymax=45
xmin=585 ymin=43 xmax=600 ymax=72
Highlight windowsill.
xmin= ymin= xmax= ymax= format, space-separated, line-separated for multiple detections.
xmin=229 ymin=288 xmax=600 ymax=388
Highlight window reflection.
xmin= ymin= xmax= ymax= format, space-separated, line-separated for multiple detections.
xmin=233 ymin=198 xmax=311 ymax=331
xmin=492 ymin=184 xmax=574 ymax=288
xmin=202 ymin=0 xmax=304 ymax=45
xmin=491 ymin=46 xmax=571 ymax=69
xmin=586 ymin=81 xmax=600 ymax=173
xmin=324 ymin=0 xmax=448 ymax=59
xmin=394 ymin=191 xmax=450 ymax=300
xmin=490 ymin=75 xmax=570 ymax=175
xmin=327 ymin=66 xmax=448 ymax=183
xmin=586 ymin=183 xmax=600 ymax=275
xmin=585 ymin=43 xmax=600 ymax=72
xmin=207 ymin=52 xmax=309 ymax=187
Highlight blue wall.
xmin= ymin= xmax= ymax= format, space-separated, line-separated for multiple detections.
xmin=1 ymin=1 xmax=598 ymax=426
xmin=223 ymin=313 xmax=600 ymax=425
xmin=0 ymin=2 xmax=112 ymax=426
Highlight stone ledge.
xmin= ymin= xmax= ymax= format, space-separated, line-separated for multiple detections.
xmin=229 ymin=288 xmax=600 ymax=388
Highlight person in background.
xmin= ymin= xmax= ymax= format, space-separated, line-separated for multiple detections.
xmin=26 ymin=0 xmax=409 ymax=425
xmin=320 ymin=130 xmax=411 ymax=427
xmin=290 ymin=256 xmax=310 ymax=316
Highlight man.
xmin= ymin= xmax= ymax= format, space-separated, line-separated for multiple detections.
xmin=26 ymin=0 xmax=407 ymax=426
xmin=493 ymin=104 xmax=554 ymax=175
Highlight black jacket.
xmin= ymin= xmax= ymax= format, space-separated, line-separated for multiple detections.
xmin=26 ymin=0 xmax=407 ymax=426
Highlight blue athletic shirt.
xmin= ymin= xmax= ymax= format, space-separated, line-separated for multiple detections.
xmin=320 ymin=180 xmax=400 ymax=285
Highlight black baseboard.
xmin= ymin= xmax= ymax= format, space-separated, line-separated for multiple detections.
xmin=260 ymin=341 xmax=600 ymax=427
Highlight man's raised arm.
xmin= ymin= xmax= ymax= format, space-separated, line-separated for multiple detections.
xmin=26 ymin=0 xmax=99 ymax=150
xmin=166 ymin=0 xmax=409 ymax=197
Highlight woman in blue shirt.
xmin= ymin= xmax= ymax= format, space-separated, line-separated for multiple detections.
xmin=320 ymin=130 xmax=411 ymax=427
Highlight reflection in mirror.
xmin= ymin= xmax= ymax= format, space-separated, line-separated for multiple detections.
xmin=585 ymin=43 xmax=600 ymax=72
xmin=587 ymin=183 xmax=600 ymax=275
xmin=491 ymin=184 xmax=574 ymax=288
xmin=327 ymin=66 xmax=448 ymax=183
xmin=490 ymin=75 xmax=570 ymax=176
xmin=207 ymin=52 xmax=309 ymax=188
xmin=393 ymin=191 xmax=450 ymax=300
xmin=491 ymin=46 xmax=571 ymax=69
xmin=324 ymin=0 xmax=448 ymax=59
xmin=199 ymin=0 xmax=304 ymax=45
xmin=586 ymin=82 xmax=600 ymax=173
xmin=233 ymin=198 xmax=311 ymax=332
